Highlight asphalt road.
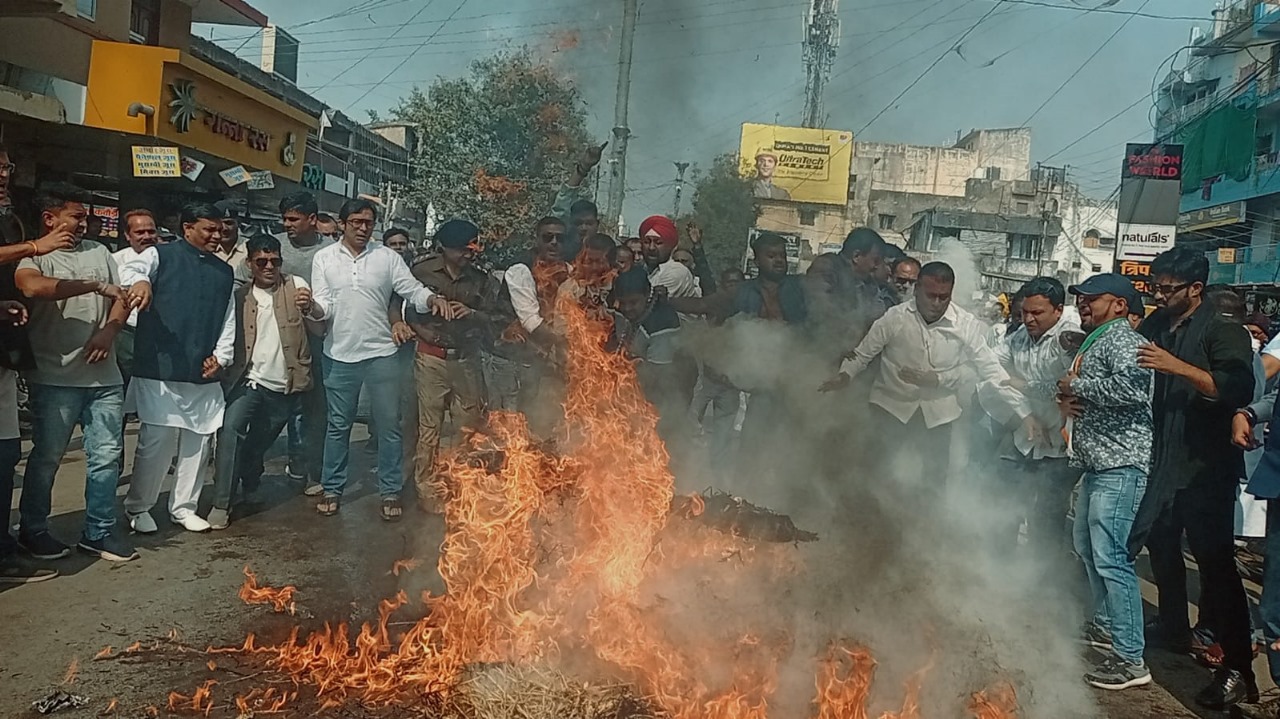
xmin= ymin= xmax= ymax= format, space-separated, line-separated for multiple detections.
xmin=1 ymin=424 xmax=1276 ymax=719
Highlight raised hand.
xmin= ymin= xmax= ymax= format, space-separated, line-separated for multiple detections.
xmin=686 ymin=221 xmax=703 ymax=246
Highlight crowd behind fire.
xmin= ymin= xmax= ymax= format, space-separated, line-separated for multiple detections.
xmin=4 ymin=141 xmax=1280 ymax=710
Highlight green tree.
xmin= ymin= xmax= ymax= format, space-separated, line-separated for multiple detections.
xmin=677 ymin=153 xmax=759 ymax=277
xmin=391 ymin=51 xmax=594 ymax=264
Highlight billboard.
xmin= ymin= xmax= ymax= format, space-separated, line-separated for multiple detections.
xmin=1116 ymin=222 xmax=1176 ymax=262
xmin=739 ymin=123 xmax=853 ymax=206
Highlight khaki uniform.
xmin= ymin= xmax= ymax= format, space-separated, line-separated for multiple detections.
xmin=406 ymin=255 xmax=499 ymax=509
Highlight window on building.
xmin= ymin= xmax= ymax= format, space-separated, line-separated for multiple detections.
xmin=985 ymin=167 xmax=1002 ymax=181
xmin=1015 ymin=201 xmax=1031 ymax=214
xmin=1099 ymin=236 xmax=1117 ymax=249
xmin=130 ymin=0 xmax=160 ymax=44
xmin=76 ymin=0 xmax=96 ymax=20
xmin=1091 ymin=264 xmax=1104 ymax=273
xmin=1008 ymin=233 xmax=1043 ymax=260
xmin=1083 ymin=235 xmax=1099 ymax=249
xmin=798 ymin=208 xmax=817 ymax=226
xmin=1259 ymin=133 xmax=1275 ymax=157
xmin=877 ymin=213 xmax=896 ymax=230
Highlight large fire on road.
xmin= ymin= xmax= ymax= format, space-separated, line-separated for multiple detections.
xmin=153 ymin=299 xmax=1021 ymax=718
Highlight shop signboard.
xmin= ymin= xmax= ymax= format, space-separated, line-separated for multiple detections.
xmin=1179 ymin=200 xmax=1247 ymax=232
xmin=247 ymin=170 xmax=275 ymax=191
xmin=1118 ymin=259 xmax=1152 ymax=295
xmin=1116 ymin=222 xmax=1176 ymax=262
xmin=219 ymin=165 xmax=249 ymax=187
xmin=130 ymin=146 xmax=181 ymax=178
xmin=84 ymin=42 xmax=317 ymax=183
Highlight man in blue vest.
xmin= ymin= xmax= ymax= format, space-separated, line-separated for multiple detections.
xmin=120 ymin=202 xmax=236 ymax=534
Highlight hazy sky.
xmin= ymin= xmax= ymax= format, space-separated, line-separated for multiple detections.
xmin=200 ymin=0 xmax=1209 ymax=227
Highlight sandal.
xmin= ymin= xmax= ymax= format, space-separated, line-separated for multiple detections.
xmin=381 ymin=497 xmax=403 ymax=523
xmin=316 ymin=494 xmax=340 ymax=516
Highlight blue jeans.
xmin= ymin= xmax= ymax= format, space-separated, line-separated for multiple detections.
xmin=1073 ymin=465 xmax=1148 ymax=664
xmin=321 ymin=353 xmax=404 ymax=498
xmin=1262 ymin=499 xmax=1280 ymax=685
xmin=22 ymin=384 xmax=124 ymax=541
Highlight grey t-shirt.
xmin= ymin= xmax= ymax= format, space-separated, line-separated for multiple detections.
xmin=17 ymin=239 xmax=123 ymax=387
xmin=236 ymin=232 xmax=334 ymax=287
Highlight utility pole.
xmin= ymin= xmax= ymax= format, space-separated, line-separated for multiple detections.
xmin=672 ymin=161 xmax=690 ymax=218
xmin=605 ymin=0 xmax=638 ymax=235
xmin=801 ymin=0 xmax=840 ymax=128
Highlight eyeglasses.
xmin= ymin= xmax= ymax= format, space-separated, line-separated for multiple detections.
xmin=253 ymin=257 xmax=283 ymax=268
xmin=345 ymin=218 xmax=374 ymax=229
xmin=0 ymin=163 xmax=14 ymax=175
xmin=1151 ymin=282 xmax=1191 ymax=298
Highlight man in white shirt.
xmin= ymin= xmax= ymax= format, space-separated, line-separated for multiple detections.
xmin=119 ymin=202 xmax=237 ymax=534
xmin=207 ymin=235 xmax=324 ymax=529
xmin=823 ymin=261 xmax=1010 ymax=497
xmin=310 ymin=199 xmax=458 ymax=521
xmin=110 ymin=208 xmax=157 ymax=385
xmin=979 ymin=276 xmax=1084 ymax=559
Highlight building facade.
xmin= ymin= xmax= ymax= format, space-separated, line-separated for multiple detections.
xmin=1156 ymin=0 xmax=1280 ymax=301
xmin=0 ymin=0 xmax=415 ymax=243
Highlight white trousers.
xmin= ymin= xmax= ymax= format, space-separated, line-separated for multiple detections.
xmin=123 ymin=424 xmax=211 ymax=520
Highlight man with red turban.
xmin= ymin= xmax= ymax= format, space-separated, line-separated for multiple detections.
xmin=638 ymin=215 xmax=699 ymax=306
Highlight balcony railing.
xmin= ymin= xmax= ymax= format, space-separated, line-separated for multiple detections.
xmin=1206 ymin=243 xmax=1280 ymax=285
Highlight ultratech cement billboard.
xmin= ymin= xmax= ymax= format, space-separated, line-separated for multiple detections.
xmin=739 ymin=123 xmax=853 ymax=206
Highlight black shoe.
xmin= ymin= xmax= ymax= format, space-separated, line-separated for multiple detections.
xmin=1083 ymin=656 xmax=1152 ymax=690
xmin=17 ymin=531 xmax=70 ymax=560
xmin=1145 ymin=618 xmax=1192 ymax=654
xmin=77 ymin=535 xmax=140 ymax=563
xmin=0 ymin=557 xmax=58 ymax=584
xmin=1194 ymin=669 xmax=1251 ymax=709
xmin=1080 ymin=622 xmax=1114 ymax=650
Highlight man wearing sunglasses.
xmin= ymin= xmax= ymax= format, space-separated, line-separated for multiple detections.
xmin=207 ymin=234 xmax=325 ymax=529
xmin=1132 ymin=246 xmax=1258 ymax=709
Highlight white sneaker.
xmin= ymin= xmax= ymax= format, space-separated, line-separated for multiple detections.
xmin=206 ymin=508 xmax=230 ymax=530
xmin=128 ymin=512 xmax=158 ymax=534
xmin=171 ymin=514 xmax=211 ymax=533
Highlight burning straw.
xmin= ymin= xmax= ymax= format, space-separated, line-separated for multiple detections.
xmin=151 ymin=299 xmax=1020 ymax=718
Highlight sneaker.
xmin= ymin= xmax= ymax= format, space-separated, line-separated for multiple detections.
xmin=303 ymin=482 xmax=324 ymax=497
xmin=206 ymin=508 xmax=230 ymax=531
xmin=171 ymin=514 xmax=211 ymax=533
xmin=1084 ymin=656 xmax=1152 ymax=690
xmin=0 ymin=558 xmax=58 ymax=584
xmin=128 ymin=512 xmax=159 ymax=534
xmin=1081 ymin=622 xmax=1114 ymax=650
xmin=286 ymin=464 xmax=306 ymax=480
xmin=17 ymin=531 xmax=70 ymax=560
xmin=1194 ymin=668 xmax=1256 ymax=709
xmin=77 ymin=535 xmax=140 ymax=562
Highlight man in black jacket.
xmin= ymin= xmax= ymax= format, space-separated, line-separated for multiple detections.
xmin=1134 ymin=246 xmax=1257 ymax=709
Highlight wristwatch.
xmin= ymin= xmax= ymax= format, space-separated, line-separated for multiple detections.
xmin=1240 ymin=407 xmax=1259 ymax=425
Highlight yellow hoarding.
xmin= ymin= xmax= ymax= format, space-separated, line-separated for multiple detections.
xmin=739 ymin=123 xmax=853 ymax=206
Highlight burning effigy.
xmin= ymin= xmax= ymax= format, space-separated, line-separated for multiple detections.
xmin=103 ymin=298 xmax=1022 ymax=719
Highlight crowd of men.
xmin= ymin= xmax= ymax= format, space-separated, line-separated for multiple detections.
xmin=6 ymin=140 xmax=1280 ymax=712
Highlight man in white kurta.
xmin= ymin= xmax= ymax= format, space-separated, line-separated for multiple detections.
xmin=119 ymin=203 xmax=236 ymax=534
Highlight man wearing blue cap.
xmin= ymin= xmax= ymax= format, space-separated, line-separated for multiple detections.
xmin=406 ymin=219 xmax=498 ymax=514
xmin=1059 ymin=272 xmax=1153 ymax=691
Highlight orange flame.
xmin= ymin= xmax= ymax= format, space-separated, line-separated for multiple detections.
xmin=175 ymin=297 xmax=1020 ymax=717
xmin=390 ymin=558 xmax=420 ymax=576
xmin=93 ymin=646 xmax=113 ymax=661
xmin=969 ymin=683 xmax=1020 ymax=719
xmin=238 ymin=565 xmax=297 ymax=615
